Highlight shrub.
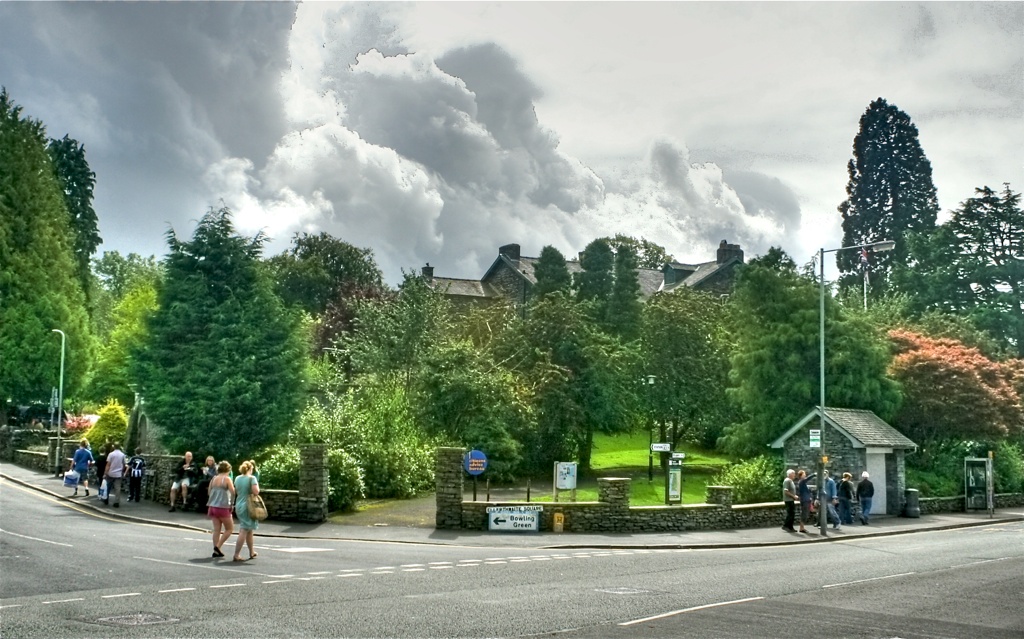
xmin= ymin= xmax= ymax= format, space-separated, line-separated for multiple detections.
xmin=993 ymin=441 xmax=1024 ymax=494
xmin=256 ymin=445 xmax=365 ymax=512
xmin=82 ymin=400 xmax=128 ymax=445
xmin=906 ymin=439 xmax=1024 ymax=496
xmin=711 ymin=455 xmax=783 ymax=504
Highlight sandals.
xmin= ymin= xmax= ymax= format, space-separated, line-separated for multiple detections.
xmin=249 ymin=552 xmax=258 ymax=559
xmin=232 ymin=556 xmax=245 ymax=562
xmin=212 ymin=547 xmax=224 ymax=558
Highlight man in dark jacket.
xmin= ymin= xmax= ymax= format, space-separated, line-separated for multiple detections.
xmin=126 ymin=448 xmax=147 ymax=503
xmin=858 ymin=471 xmax=875 ymax=525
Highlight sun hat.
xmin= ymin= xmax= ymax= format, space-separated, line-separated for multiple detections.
xmin=861 ymin=471 xmax=870 ymax=478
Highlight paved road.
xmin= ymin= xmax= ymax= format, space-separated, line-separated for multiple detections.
xmin=3 ymin=477 xmax=1023 ymax=638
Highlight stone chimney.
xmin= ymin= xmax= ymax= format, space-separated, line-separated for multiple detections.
xmin=421 ymin=263 xmax=434 ymax=281
xmin=716 ymin=240 xmax=744 ymax=264
xmin=499 ymin=243 xmax=521 ymax=261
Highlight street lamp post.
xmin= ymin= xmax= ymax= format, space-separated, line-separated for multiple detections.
xmin=52 ymin=329 xmax=66 ymax=477
xmin=818 ymin=240 xmax=894 ymax=536
xmin=646 ymin=375 xmax=656 ymax=482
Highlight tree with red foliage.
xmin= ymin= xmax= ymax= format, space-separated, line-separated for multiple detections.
xmin=888 ymin=329 xmax=1022 ymax=444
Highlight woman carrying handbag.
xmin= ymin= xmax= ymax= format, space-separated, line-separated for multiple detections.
xmin=232 ymin=460 xmax=262 ymax=561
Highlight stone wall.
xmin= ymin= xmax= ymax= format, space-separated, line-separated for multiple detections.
xmin=919 ymin=492 xmax=1024 ymax=515
xmin=0 ymin=429 xmax=52 ymax=461
xmin=14 ymin=450 xmax=49 ymax=473
xmin=8 ymin=440 xmax=331 ymax=523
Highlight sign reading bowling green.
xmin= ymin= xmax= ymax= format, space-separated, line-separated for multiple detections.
xmin=486 ymin=505 xmax=543 ymax=532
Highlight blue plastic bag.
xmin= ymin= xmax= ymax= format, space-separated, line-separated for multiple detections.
xmin=63 ymin=470 xmax=80 ymax=487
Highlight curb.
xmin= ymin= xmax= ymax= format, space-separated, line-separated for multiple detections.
xmin=4 ymin=472 xmax=1021 ymax=550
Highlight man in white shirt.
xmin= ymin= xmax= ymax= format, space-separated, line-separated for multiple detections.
xmin=104 ymin=443 xmax=127 ymax=508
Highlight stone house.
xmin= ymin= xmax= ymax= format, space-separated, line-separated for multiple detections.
xmin=423 ymin=240 xmax=745 ymax=310
xmin=770 ymin=407 xmax=917 ymax=516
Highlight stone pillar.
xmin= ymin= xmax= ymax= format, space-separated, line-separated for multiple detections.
xmin=297 ymin=444 xmax=329 ymax=523
xmin=435 ymin=447 xmax=465 ymax=529
xmin=597 ymin=478 xmax=631 ymax=515
xmin=48 ymin=437 xmax=59 ymax=474
xmin=705 ymin=485 xmax=733 ymax=507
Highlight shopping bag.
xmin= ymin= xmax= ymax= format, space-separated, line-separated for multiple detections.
xmin=63 ymin=470 xmax=80 ymax=487
xmin=248 ymin=494 xmax=269 ymax=521
xmin=98 ymin=479 xmax=108 ymax=500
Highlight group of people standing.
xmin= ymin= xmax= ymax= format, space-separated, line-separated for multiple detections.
xmin=69 ymin=439 xmax=146 ymax=506
xmin=170 ymin=451 xmax=261 ymax=562
xmin=782 ymin=468 xmax=875 ymax=533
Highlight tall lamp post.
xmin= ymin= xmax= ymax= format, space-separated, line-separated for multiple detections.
xmin=52 ymin=329 xmax=66 ymax=477
xmin=645 ymin=375 xmax=656 ymax=482
xmin=818 ymin=240 xmax=894 ymax=536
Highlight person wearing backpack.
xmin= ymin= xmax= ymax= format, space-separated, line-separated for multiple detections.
xmin=126 ymin=448 xmax=147 ymax=503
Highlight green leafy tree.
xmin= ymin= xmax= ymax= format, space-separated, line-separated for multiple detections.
xmin=720 ymin=258 xmax=901 ymax=457
xmin=898 ymin=185 xmax=1024 ymax=357
xmin=605 ymin=234 xmax=674 ymax=269
xmin=532 ymin=245 xmax=572 ymax=298
xmin=0 ymin=89 xmax=93 ymax=422
xmin=86 ymin=280 xmax=158 ymax=406
xmin=607 ymin=244 xmax=642 ymax=339
xmin=47 ymin=135 xmax=100 ymax=299
xmin=496 ymin=294 xmax=640 ymax=474
xmin=837 ymin=97 xmax=939 ymax=296
xmin=133 ymin=207 xmax=308 ymax=459
xmin=268 ymin=232 xmax=384 ymax=316
xmin=82 ymin=399 xmax=129 ymax=445
xmin=642 ymin=288 xmax=732 ymax=449
xmin=343 ymin=272 xmax=450 ymax=388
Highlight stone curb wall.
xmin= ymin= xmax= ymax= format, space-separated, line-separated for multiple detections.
xmin=920 ymin=492 xmax=1024 ymax=515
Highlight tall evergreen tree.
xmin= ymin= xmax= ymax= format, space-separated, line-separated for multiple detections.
xmin=719 ymin=259 xmax=900 ymax=457
xmin=48 ymin=135 xmax=100 ymax=300
xmin=575 ymin=238 xmax=614 ymax=301
xmin=837 ymin=97 xmax=939 ymax=296
xmin=607 ymin=244 xmax=642 ymax=339
xmin=901 ymin=184 xmax=1024 ymax=356
xmin=532 ymin=245 xmax=572 ymax=298
xmin=0 ymin=89 xmax=93 ymax=422
xmin=133 ymin=207 xmax=307 ymax=459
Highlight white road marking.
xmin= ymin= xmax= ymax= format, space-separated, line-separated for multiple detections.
xmin=0 ymin=604 xmax=23 ymax=609
xmin=133 ymin=556 xmax=272 ymax=577
xmin=823 ymin=572 xmax=916 ymax=589
xmin=0 ymin=528 xmax=73 ymax=547
xmin=209 ymin=583 xmax=246 ymax=589
xmin=273 ymin=547 xmax=334 ymax=553
xmin=262 ymin=580 xmax=293 ymax=584
xmin=428 ymin=561 xmax=452 ymax=565
xmin=429 ymin=565 xmax=453 ymax=570
xmin=370 ymin=571 xmax=394 ymax=575
xmin=619 ymin=597 xmax=765 ymax=626
xmin=949 ymin=557 xmax=1012 ymax=569
xmin=401 ymin=564 xmax=425 ymax=568
xmin=456 ymin=563 xmax=478 ymax=568
xmin=102 ymin=593 xmax=140 ymax=599
xmin=307 ymin=571 xmax=331 ymax=575
xmin=402 ymin=568 xmax=426 ymax=572
xmin=158 ymin=588 xmax=195 ymax=593
xmin=42 ymin=598 xmax=83 ymax=604
xmin=337 ymin=574 xmax=363 ymax=578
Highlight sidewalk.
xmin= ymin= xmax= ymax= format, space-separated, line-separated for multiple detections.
xmin=3 ymin=462 xmax=1021 ymax=550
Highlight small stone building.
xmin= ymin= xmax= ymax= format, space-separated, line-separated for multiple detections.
xmin=769 ymin=407 xmax=917 ymax=516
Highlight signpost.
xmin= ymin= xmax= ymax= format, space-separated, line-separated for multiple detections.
xmin=487 ymin=505 xmax=543 ymax=532
xmin=667 ymin=459 xmax=683 ymax=503
xmin=463 ymin=450 xmax=488 ymax=501
xmin=809 ymin=430 xmax=821 ymax=449
xmin=650 ymin=443 xmax=671 ymax=452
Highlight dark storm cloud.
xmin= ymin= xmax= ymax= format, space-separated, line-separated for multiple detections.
xmin=0 ymin=2 xmax=296 ymax=256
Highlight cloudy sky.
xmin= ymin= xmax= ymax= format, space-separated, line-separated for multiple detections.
xmin=2 ymin=2 xmax=1021 ymax=284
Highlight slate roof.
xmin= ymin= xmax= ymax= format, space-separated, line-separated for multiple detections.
xmin=498 ymin=255 xmax=664 ymax=300
xmin=770 ymin=407 xmax=917 ymax=450
xmin=429 ymin=277 xmax=497 ymax=299
xmin=661 ymin=258 xmax=739 ymax=292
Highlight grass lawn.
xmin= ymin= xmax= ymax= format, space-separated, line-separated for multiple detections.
xmin=531 ymin=431 xmax=735 ymax=506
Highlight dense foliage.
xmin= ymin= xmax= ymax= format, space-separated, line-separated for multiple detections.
xmin=0 ymin=89 xmax=94 ymax=420
xmin=133 ymin=208 xmax=308 ymax=460
xmin=82 ymin=399 xmax=128 ymax=446
xmin=711 ymin=455 xmax=783 ymax=504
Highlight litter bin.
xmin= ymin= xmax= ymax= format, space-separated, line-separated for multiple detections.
xmin=904 ymin=488 xmax=920 ymax=518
